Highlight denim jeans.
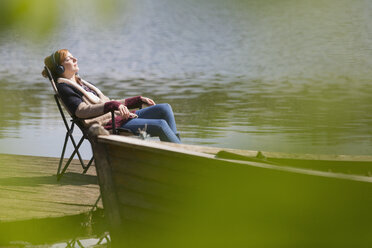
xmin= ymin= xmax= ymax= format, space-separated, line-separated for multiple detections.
xmin=121 ymin=103 xmax=181 ymax=143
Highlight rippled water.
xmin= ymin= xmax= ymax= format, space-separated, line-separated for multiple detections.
xmin=1 ymin=0 xmax=372 ymax=158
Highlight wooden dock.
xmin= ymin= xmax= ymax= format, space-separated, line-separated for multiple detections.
xmin=0 ymin=153 xmax=102 ymax=222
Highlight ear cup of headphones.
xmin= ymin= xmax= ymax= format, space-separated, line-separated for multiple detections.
xmin=55 ymin=64 xmax=65 ymax=75
xmin=51 ymin=51 xmax=65 ymax=75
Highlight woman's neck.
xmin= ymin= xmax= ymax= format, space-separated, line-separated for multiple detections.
xmin=64 ymin=74 xmax=77 ymax=83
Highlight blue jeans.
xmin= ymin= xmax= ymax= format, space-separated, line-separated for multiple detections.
xmin=121 ymin=103 xmax=181 ymax=143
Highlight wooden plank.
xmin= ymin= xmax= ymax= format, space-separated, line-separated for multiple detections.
xmin=157 ymin=139 xmax=372 ymax=162
xmin=0 ymin=153 xmax=101 ymax=222
xmin=101 ymin=136 xmax=372 ymax=183
xmin=98 ymin=135 xmax=216 ymax=159
xmin=110 ymin=156 xmax=201 ymax=188
xmin=116 ymin=188 xmax=181 ymax=215
xmin=107 ymin=142 xmax=235 ymax=178
xmin=217 ymin=150 xmax=372 ymax=176
xmin=88 ymin=136 xmax=122 ymax=230
xmin=112 ymin=173 xmax=186 ymax=202
xmin=99 ymin=135 xmax=372 ymax=170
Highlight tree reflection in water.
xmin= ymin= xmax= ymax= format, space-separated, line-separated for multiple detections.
xmin=1 ymin=75 xmax=372 ymax=155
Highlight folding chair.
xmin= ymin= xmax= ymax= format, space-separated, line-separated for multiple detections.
xmin=44 ymin=66 xmax=129 ymax=181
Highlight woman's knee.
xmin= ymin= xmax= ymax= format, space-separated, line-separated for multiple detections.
xmin=155 ymin=119 xmax=168 ymax=129
xmin=146 ymin=120 xmax=170 ymax=137
xmin=146 ymin=119 xmax=167 ymax=132
xmin=157 ymin=103 xmax=172 ymax=113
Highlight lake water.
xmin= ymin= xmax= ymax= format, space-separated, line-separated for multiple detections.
xmin=1 ymin=0 xmax=372 ymax=158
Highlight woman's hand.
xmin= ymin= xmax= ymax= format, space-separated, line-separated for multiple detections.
xmin=141 ymin=97 xmax=156 ymax=106
xmin=129 ymin=113 xmax=138 ymax=118
xmin=118 ymin=104 xmax=131 ymax=119
xmin=104 ymin=100 xmax=137 ymax=120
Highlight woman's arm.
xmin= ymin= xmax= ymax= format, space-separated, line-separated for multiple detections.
xmin=121 ymin=96 xmax=143 ymax=109
xmin=75 ymin=102 xmax=105 ymax=119
xmin=140 ymin=96 xmax=156 ymax=106
xmin=76 ymin=101 xmax=134 ymax=119
xmin=119 ymin=96 xmax=156 ymax=109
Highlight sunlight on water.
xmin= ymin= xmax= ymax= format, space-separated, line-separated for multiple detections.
xmin=1 ymin=0 xmax=372 ymax=158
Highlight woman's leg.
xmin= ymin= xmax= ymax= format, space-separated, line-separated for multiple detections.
xmin=122 ymin=117 xmax=181 ymax=143
xmin=135 ymin=104 xmax=178 ymax=134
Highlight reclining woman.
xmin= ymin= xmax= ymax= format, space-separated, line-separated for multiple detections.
xmin=42 ymin=49 xmax=181 ymax=143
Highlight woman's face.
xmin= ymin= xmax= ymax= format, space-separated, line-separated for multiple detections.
xmin=61 ymin=52 xmax=79 ymax=75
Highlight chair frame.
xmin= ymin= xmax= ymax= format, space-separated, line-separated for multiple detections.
xmin=45 ymin=66 xmax=119 ymax=181
xmin=54 ymin=93 xmax=94 ymax=180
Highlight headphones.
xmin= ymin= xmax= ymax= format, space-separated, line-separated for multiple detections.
xmin=51 ymin=51 xmax=65 ymax=75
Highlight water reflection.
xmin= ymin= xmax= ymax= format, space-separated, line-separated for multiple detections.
xmin=1 ymin=0 xmax=372 ymax=156
xmin=0 ymin=80 xmax=46 ymax=139
xmin=1 ymin=74 xmax=372 ymax=156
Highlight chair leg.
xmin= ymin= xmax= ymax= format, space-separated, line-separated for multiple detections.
xmin=75 ymin=240 xmax=84 ymax=248
xmin=57 ymin=121 xmax=94 ymax=180
xmin=83 ymin=156 xmax=94 ymax=174
xmin=97 ymin=232 xmax=111 ymax=245
xmin=66 ymin=123 xmax=87 ymax=170
xmin=57 ymin=131 xmax=70 ymax=176
xmin=90 ymin=194 xmax=102 ymax=212
xmin=57 ymin=121 xmax=75 ymax=176
xmin=57 ymin=135 xmax=85 ymax=181
xmin=69 ymin=135 xmax=87 ymax=170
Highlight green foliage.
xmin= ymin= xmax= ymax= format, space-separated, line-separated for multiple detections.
xmin=0 ymin=0 xmax=58 ymax=37
xmin=0 ymin=0 xmax=122 ymax=39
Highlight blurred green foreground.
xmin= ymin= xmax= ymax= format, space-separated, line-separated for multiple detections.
xmin=92 ymin=136 xmax=372 ymax=248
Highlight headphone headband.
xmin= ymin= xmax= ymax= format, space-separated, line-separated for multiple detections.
xmin=51 ymin=51 xmax=57 ymax=65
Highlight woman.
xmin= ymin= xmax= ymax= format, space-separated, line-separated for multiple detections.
xmin=42 ymin=49 xmax=181 ymax=143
